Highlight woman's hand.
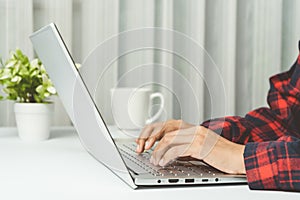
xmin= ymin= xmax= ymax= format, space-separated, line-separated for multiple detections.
xmin=137 ymin=120 xmax=246 ymax=174
xmin=135 ymin=119 xmax=193 ymax=154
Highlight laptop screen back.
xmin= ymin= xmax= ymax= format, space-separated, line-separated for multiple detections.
xmin=30 ymin=23 xmax=137 ymax=189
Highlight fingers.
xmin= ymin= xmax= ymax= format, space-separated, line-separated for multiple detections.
xmin=150 ymin=127 xmax=200 ymax=165
xmin=144 ymin=135 xmax=156 ymax=150
xmin=138 ymin=123 xmax=156 ymax=140
xmin=135 ymin=138 xmax=146 ymax=154
xmin=143 ymin=124 xmax=170 ymax=150
xmin=135 ymin=123 xmax=160 ymax=153
xmin=135 ymin=119 xmax=195 ymax=154
xmin=155 ymin=145 xmax=189 ymax=166
xmin=135 ymin=121 xmax=169 ymax=153
xmin=150 ymin=126 xmax=212 ymax=166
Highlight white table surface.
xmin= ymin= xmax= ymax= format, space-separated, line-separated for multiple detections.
xmin=0 ymin=127 xmax=299 ymax=200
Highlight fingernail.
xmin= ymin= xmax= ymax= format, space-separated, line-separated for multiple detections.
xmin=145 ymin=141 xmax=149 ymax=148
xmin=150 ymin=156 xmax=153 ymax=163
xmin=159 ymin=159 xmax=164 ymax=166
xmin=136 ymin=145 xmax=140 ymax=152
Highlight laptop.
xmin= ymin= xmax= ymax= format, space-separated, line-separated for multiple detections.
xmin=29 ymin=23 xmax=247 ymax=189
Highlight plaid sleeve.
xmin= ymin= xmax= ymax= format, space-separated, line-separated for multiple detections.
xmin=201 ymin=51 xmax=300 ymax=143
xmin=201 ymin=42 xmax=300 ymax=191
xmin=244 ymin=136 xmax=300 ymax=191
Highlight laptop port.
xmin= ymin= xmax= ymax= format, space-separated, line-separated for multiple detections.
xmin=168 ymin=179 xmax=179 ymax=183
xmin=185 ymin=179 xmax=195 ymax=183
xmin=202 ymin=179 xmax=209 ymax=182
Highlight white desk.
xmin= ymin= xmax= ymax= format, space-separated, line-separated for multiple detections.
xmin=0 ymin=127 xmax=298 ymax=200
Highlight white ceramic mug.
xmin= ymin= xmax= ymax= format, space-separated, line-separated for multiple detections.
xmin=111 ymin=88 xmax=165 ymax=130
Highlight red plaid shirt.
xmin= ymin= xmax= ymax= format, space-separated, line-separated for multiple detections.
xmin=202 ymin=43 xmax=300 ymax=191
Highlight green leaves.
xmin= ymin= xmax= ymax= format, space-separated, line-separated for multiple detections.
xmin=0 ymin=49 xmax=56 ymax=103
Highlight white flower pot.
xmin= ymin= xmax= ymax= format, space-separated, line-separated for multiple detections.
xmin=14 ymin=103 xmax=54 ymax=141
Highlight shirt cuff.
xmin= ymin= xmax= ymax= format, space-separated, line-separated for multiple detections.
xmin=244 ymin=142 xmax=279 ymax=190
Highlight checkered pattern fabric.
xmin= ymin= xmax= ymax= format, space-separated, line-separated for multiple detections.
xmin=201 ymin=41 xmax=300 ymax=191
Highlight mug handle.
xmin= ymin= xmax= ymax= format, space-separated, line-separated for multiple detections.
xmin=145 ymin=92 xmax=165 ymax=124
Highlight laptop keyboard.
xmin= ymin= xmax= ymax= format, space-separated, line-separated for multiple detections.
xmin=118 ymin=143 xmax=222 ymax=177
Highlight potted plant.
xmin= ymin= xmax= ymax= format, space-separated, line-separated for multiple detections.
xmin=0 ymin=49 xmax=56 ymax=141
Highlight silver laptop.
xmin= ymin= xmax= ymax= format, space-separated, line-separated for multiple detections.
xmin=30 ymin=23 xmax=247 ymax=189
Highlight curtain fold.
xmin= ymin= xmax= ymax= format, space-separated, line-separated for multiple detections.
xmin=172 ymin=0 xmax=205 ymax=123
xmin=281 ymin=0 xmax=300 ymax=71
xmin=204 ymin=0 xmax=237 ymax=118
xmin=0 ymin=0 xmax=33 ymax=126
xmin=0 ymin=0 xmax=298 ymax=126
xmin=235 ymin=0 xmax=283 ymax=116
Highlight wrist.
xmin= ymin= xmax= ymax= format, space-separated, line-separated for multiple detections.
xmin=233 ymin=144 xmax=246 ymax=174
xmin=202 ymin=132 xmax=246 ymax=174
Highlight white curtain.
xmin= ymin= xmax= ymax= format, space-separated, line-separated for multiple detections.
xmin=1 ymin=0 xmax=300 ymax=126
